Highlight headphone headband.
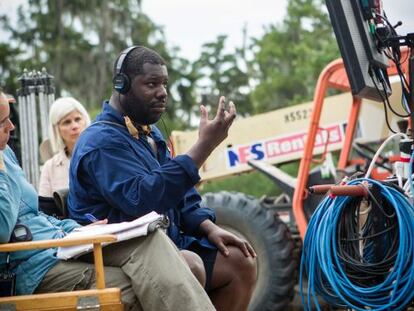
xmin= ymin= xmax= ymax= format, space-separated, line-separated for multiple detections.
xmin=114 ymin=46 xmax=139 ymax=75
xmin=113 ymin=46 xmax=139 ymax=94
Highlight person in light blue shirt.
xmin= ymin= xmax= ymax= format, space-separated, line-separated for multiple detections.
xmin=68 ymin=46 xmax=257 ymax=311
xmin=0 ymin=146 xmax=80 ymax=295
xmin=0 ymin=92 xmax=215 ymax=311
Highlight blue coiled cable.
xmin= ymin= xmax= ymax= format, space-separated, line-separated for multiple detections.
xmin=300 ymin=178 xmax=414 ymax=311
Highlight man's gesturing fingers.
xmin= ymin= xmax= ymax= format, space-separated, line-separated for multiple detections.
xmin=225 ymin=100 xmax=236 ymax=122
xmin=216 ymin=96 xmax=226 ymax=119
xmin=228 ymin=100 xmax=236 ymax=116
xmin=200 ymin=104 xmax=208 ymax=125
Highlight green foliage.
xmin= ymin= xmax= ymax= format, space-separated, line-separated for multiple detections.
xmin=199 ymin=171 xmax=280 ymax=198
xmin=162 ymin=33 xmax=253 ymax=130
xmin=164 ymin=51 xmax=203 ymax=130
xmin=193 ymin=35 xmax=252 ymax=116
xmin=250 ymin=0 xmax=340 ymax=113
xmin=0 ymin=0 xmax=345 ymax=197
xmin=199 ymin=161 xmax=300 ymax=198
xmin=0 ymin=41 xmax=20 ymax=93
xmin=0 ymin=0 xmax=168 ymax=111
xmin=0 ymin=0 xmax=341 ymax=121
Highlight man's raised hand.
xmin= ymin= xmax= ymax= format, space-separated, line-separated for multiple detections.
xmin=198 ymin=96 xmax=236 ymax=150
xmin=187 ymin=96 xmax=237 ymax=168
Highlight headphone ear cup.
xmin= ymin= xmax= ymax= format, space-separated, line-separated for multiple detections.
xmin=113 ymin=73 xmax=131 ymax=94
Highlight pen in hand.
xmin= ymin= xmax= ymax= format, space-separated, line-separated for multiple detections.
xmin=84 ymin=213 xmax=108 ymax=226
xmin=85 ymin=213 xmax=99 ymax=223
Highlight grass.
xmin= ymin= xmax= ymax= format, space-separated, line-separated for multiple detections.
xmin=198 ymin=161 xmax=300 ymax=198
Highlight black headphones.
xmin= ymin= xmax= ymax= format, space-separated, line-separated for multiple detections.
xmin=112 ymin=46 xmax=139 ymax=94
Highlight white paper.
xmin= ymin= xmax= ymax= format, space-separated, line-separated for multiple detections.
xmin=57 ymin=211 xmax=163 ymax=259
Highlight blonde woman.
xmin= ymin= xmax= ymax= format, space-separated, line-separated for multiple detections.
xmin=38 ymin=97 xmax=90 ymax=197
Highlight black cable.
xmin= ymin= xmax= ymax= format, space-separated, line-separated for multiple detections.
xmin=335 ymin=184 xmax=400 ymax=287
xmin=374 ymin=12 xmax=411 ymax=107
xmin=159 ymin=116 xmax=175 ymax=157
xmin=118 ymin=92 xmax=122 ymax=110
xmin=365 ymin=187 xmax=396 ymax=218
xmin=393 ymin=59 xmax=411 ymax=102
xmin=301 ymin=179 xmax=414 ymax=310
xmin=379 ymin=76 xmax=410 ymax=118
xmin=159 ymin=116 xmax=170 ymax=138
xmin=369 ymin=69 xmax=398 ymax=133
xmin=370 ymin=69 xmax=410 ymax=118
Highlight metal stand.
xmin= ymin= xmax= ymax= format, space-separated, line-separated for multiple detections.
xmin=17 ymin=68 xmax=55 ymax=189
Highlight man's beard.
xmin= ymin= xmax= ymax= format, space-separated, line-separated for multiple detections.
xmin=120 ymin=96 xmax=146 ymax=125
xmin=120 ymin=96 xmax=162 ymax=125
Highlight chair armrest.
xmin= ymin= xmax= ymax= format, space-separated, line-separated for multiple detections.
xmin=0 ymin=235 xmax=117 ymax=252
xmin=0 ymin=234 xmax=117 ymax=289
xmin=53 ymin=188 xmax=69 ymax=218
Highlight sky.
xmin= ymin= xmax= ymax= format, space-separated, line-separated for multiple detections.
xmin=141 ymin=0 xmax=288 ymax=61
xmin=0 ymin=0 xmax=413 ymax=61
xmin=141 ymin=0 xmax=413 ymax=61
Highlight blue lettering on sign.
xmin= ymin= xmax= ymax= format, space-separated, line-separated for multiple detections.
xmin=227 ymin=143 xmax=265 ymax=168
xmin=251 ymin=143 xmax=265 ymax=160
xmin=227 ymin=149 xmax=240 ymax=167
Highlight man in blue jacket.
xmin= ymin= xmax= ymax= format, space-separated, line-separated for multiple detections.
xmin=0 ymin=92 xmax=215 ymax=311
xmin=68 ymin=46 xmax=257 ymax=310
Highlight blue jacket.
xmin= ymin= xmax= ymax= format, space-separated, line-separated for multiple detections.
xmin=0 ymin=146 xmax=80 ymax=295
xmin=68 ymin=102 xmax=215 ymax=250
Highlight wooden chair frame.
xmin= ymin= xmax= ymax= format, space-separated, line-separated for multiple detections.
xmin=0 ymin=235 xmax=124 ymax=310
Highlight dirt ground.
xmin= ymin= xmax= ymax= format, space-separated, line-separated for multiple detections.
xmin=286 ymin=286 xmax=414 ymax=311
xmin=286 ymin=284 xmax=340 ymax=311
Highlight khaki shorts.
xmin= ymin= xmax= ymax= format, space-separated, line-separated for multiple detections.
xmin=35 ymin=230 xmax=215 ymax=311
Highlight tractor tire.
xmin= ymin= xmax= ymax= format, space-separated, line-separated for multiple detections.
xmin=202 ymin=191 xmax=296 ymax=311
